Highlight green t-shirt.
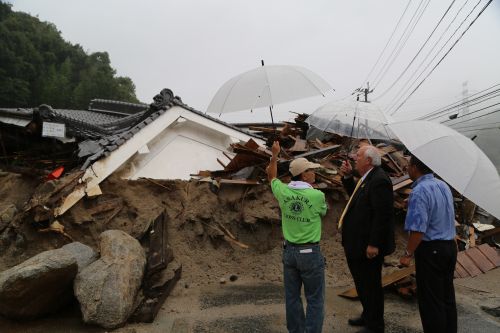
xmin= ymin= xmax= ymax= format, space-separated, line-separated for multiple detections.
xmin=271 ymin=179 xmax=327 ymax=243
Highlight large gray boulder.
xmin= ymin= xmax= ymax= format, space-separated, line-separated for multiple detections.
xmin=74 ymin=230 xmax=146 ymax=329
xmin=0 ymin=248 xmax=78 ymax=319
xmin=61 ymin=242 xmax=98 ymax=272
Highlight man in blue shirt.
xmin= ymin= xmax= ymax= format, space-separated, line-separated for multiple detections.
xmin=400 ymin=155 xmax=457 ymax=333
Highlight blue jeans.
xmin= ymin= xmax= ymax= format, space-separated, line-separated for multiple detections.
xmin=283 ymin=243 xmax=325 ymax=333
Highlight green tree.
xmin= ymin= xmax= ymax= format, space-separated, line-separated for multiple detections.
xmin=0 ymin=1 xmax=140 ymax=108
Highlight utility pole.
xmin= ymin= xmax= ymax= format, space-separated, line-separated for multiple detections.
xmin=352 ymin=82 xmax=374 ymax=102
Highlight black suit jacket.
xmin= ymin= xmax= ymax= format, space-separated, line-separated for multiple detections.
xmin=341 ymin=166 xmax=395 ymax=260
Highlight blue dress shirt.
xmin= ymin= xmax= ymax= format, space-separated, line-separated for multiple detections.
xmin=404 ymin=174 xmax=456 ymax=241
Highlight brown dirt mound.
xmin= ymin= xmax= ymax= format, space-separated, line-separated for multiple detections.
xmin=0 ymin=173 xmax=407 ymax=290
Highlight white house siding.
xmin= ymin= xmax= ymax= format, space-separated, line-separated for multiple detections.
xmin=124 ymin=119 xmax=237 ymax=180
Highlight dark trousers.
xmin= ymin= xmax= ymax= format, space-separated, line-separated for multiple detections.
xmin=283 ymin=244 xmax=325 ymax=333
xmin=346 ymin=255 xmax=384 ymax=333
xmin=415 ymin=240 xmax=457 ymax=333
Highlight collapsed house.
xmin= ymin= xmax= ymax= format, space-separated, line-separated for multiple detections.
xmin=0 ymin=90 xmax=499 ymax=328
xmin=0 ymin=88 xmax=268 ymax=327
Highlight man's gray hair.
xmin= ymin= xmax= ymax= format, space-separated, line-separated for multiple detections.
xmin=364 ymin=146 xmax=381 ymax=166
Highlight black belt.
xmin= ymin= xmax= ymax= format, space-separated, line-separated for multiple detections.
xmin=284 ymin=240 xmax=319 ymax=247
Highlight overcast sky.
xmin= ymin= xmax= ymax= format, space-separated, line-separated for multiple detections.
xmin=7 ymin=0 xmax=500 ymax=124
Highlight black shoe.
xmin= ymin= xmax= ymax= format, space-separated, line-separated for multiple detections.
xmin=348 ymin=316 xmax=365 ymax=326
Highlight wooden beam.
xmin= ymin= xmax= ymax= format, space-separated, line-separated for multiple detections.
xmin=218 ymin=179 xmax=261 ymax=185
xmin=222 ymin=151 xmax=233 ymax=161
xmin=339 ymin=265 xmax=415 ymax=298
xmin=478 ymin=226 xmax=500 ymax=241
xmin=393 ymin=179 xmax=413 ymax=192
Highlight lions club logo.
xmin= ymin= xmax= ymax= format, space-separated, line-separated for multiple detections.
xmin=289 ymin=201 xmax=304 ymax=214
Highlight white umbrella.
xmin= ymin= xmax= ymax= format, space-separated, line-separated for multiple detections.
xmin=206 ymin=64 xmax=333 ymax=116
xmin=306 ymin=99 xmax=397 ymax=141
xmin=386 ymin=120 xmax=500 ymax=220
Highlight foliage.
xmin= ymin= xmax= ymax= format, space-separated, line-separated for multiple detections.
xmin=0 ymin=2 xmax=140 ymax=108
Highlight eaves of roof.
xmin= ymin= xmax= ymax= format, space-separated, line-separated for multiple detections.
xmin=0 ymin=89 xmax=264 ymax=170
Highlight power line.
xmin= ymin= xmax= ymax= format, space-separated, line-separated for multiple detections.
xmin=457 ymin=125 xmax=500 ymax=132
xmin=372 ymin=0 xmax=431 ymax=89
xmin=443 ymin=106 xmax=500 ymax=126
xmin=442 ymin=101 xmax=500 ymax=123
xmin=361 ymin=0 xmax=413 ymax=86
xmin=425 ymin=89 xmax=500 ymax=120
xmin=451 ymin=120 xmax=500 ymax=130
xmin=386 ymin=0 xmax=475 ymax=114
xmin=390 ymin=0 xmax=493 ymax=115
xmin=374 ymin=0 xmax=457 ymax=99
xmin=418 ymin=82 xmax=500 ymax=119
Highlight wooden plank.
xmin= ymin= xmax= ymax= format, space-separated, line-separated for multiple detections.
xmin=456 ymin=251 xmax=482 ymax=277
xmin=248 ymin=126 xmax=280 ymax=133
xmin=391 ymin=174 xmax=410 ymax=185
xmin=397 ymin=188 xmax=413 ymax=195
xmin=478 ymin=226 xmax=500 ymax=241
xmin=295 ymin=145 xmax=341 ymax=159
xmin=288 ymin=136 xmax=308 ymax=152
xmin=469 ymin=227 xmax=476 ymax=248
xmin=219 ymin=179 xmax=261 ymax=185
xmin=338 ymin=287 xmax=359 ymax=299
xmin=381 ymin=265 xmax=416 ymax=287
xmin=386 ymin=152 xmax=404 ymax=173
xmin=393 ymin=179 xmax=413 ymax=192
xmin=222 ymin=151 xmax=233 ymax=161
xmin=464 ymin=247 xmax=495 ymax=273
xmin=477 ymin=243 xmax=500 ymax=267
xmin=339 ymin=265 xmax=415 ymax=299
xmin=454 ymin=261 xmax=470 ymax=278
xmin=146 ymin=212 xmax=172 ymax=277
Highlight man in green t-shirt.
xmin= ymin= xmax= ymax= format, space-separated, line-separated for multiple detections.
xmin=266 ymin=141 xmax=327 ymax=333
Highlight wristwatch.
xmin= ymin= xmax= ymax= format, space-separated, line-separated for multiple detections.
xmin=404 ymin=249 xmax=413 ymax=257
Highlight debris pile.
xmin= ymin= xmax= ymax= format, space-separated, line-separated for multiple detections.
xmin=194 ymin=113 xmax=500 ymax=297
xmin=0 ymin=104 xmax=499 ymax=330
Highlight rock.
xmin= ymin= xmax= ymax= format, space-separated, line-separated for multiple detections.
xmin=13 ymin=232 xmax=27 ymax=254
xmin=219 ymin=277 xmax=226 ymax=284
xmin=74 ymin=230 xmax=146 ymax=329
xmin=0 ymin=248 xmax=78 ymax=319
xmin=229 ymin=274 xmax=238 ymax=282
xmin=0 ymin=228 xmax=12 ymax=252
xmin=0 ymin=204 xmax=17 ymax=233
xmin=61 ymin=242 xmax=98 ymax=272
xmin=0 ymin=204 xmax=17 ymax=223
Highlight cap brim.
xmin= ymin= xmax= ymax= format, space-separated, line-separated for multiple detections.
xmin=306 ymin=162 xmax=322 ymax=170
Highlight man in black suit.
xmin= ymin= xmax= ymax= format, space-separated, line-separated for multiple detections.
xmin=339 ymin=145 xmax=395 ymax=333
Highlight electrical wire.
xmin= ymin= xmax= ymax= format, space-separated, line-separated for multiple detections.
xmin=443 ymin=107 xmax=500 ymax=126
xmin=390 ymin=0 xmax=493 ymax=115
xmin=383 ymin=0 xmax=471 ymax=111
xmin=451 ymin=120 xmax=500 ymax=130
xmin=457 ymin=126 xmax=500 ymax=132
xmin=372 ymin=0 xmax=431 ymax=89
xmin=425 ymin=89 xmax=500 ymax=120
xmin=361 ymin=0 xmax=413 ymax=86
xmin=418 ymin=83 xmax=500 ymax=119
xmin=386 ymin=0 xmax=478 ymax=114
xmin=374 ymin=0 xmax=457 ymax=99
